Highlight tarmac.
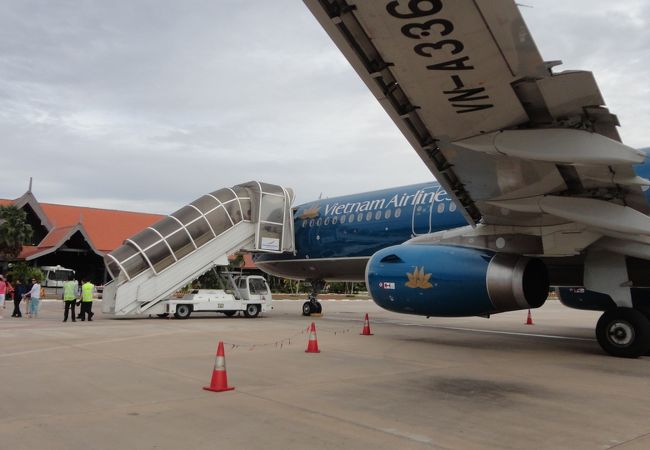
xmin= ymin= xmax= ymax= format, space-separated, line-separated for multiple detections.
xmin=1 ymin=298 xmax=649 ymax=449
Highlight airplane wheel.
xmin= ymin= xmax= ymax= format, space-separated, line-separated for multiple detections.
xmin=244 ymin=304 xmax=260 ymax=318
xmin=174 ymin=304 xmax=192 ymax=319
xmin=314 ymin=302 xmax=322 ymax=314
xmin=596 ymin=307 xmax=650 ymax=358
xmin=302 ymin=302 xmax=312 ymax=316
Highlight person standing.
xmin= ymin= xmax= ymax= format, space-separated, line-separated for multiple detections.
xmin=0 ymin=275 xmax=6 ymax=319
xmin=12 ymin=279 xmax=27 ymax=318
xmin=62 ymin=279 xmax=78 ymax=322
xmin=79 ymin=279 xmax=96 ymax=321
xmin=5 ymin=277 xmax=13 ymax=315
xmin=26 ymin=278 xmax=41 ymax=318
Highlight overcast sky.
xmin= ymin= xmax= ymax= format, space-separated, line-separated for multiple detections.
xmin=1 ymin=0 xmax=648 ymax=214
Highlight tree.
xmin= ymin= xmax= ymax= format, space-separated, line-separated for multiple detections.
xmin=0 ymin=206 xmax=33 ymax=260
xmin=7 ymin=262 xmax=43 ymax=284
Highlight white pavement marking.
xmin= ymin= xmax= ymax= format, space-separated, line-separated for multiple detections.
xmin=428 ymin=325 xmax=595 ymax=341
xmin=327 ymin=316 xmax=596 ymax=341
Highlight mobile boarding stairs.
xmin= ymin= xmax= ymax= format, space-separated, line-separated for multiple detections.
xmin=102 ymin=181 xmax=294 ymax=316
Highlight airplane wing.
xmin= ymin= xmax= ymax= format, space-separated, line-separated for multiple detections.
xmin=305 ymin=0 xmax=649 ymax=231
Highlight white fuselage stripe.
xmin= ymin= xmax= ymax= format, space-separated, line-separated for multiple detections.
xmin=256 ymin=256 xmax=370 ymax=264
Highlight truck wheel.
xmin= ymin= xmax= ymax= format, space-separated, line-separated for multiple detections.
xmin=244 ymin=304 xmax=260 ymax=318
xmin=156 ymin=313 xmax=169 ymax=318
xmin=174 ymin=304 xmax=192 ymax=319
xmin=314 ymin=302 xmax=322 ymax=314
xmin=302 ymin=302 xmax=312 ymax=316
xmin=223 ymin=311 xmax=237 ymax=317
xmin=596 ymin=307 xmax=650 ymax=358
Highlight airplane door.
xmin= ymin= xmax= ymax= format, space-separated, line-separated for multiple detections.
xmin=411 ymin=186 xmax=438 ymax=235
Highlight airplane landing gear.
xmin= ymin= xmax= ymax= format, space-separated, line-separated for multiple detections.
xmin=302 ymin=294 xmax=322 ymax=316
xmin=302 ymin=280 xmax=324 ymax=316
xmin=596 ymin=307 xmax=650 ymax=358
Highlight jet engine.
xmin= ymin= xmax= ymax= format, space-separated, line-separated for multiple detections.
xmin=366 ymin=245 xmax=549 ymax=317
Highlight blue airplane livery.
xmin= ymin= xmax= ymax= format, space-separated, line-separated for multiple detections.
xmin=256 ymin=182 xmax=467 ymax=290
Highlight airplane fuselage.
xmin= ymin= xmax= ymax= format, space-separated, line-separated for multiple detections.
xmin=256 ymin=182 xmax=468 ymax=281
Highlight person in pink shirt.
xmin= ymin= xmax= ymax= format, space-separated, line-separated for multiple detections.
xmin=0 ymin=275 xmax=6 ymax=319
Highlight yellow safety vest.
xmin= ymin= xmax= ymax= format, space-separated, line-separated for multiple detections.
xmin=81 ymin=283 xmax=94 ymax=302
xmin=63 ymin=281 xmax=77 ymax=301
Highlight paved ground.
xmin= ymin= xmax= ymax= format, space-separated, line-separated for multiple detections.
xmin=0 ymin=299 xmax=649 ymax=449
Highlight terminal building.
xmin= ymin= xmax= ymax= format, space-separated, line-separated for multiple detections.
xmin=0 ymin=187 xmax=258 ymax=284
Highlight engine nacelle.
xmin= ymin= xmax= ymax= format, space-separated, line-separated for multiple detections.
xmin=366 ymin=245 xmax=548 ymax=317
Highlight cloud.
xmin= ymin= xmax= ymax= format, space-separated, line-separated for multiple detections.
xmin=0 ymin=0 xmax=647 ymax=214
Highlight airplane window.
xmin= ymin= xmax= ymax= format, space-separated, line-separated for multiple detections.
xmin=384 ymin=209 xmax=392 ymax=219
xmin=324 ymin=217 xmax=330 ymax=226
xmin=437 ymin=203 xmax=445 ymax=214
xmin=340 ymin=215 xmax=346 ymax=224
xmin=366 ymin=211 xmax=372 ymax=221
xmin=395 ymin=208 xmax=401 ymax=218
xmin=357 ymin=213 xmax=363 ymax=222
xmin=349 ymin=214 xmax=355 ymax=223
xmin=375 ymin=211 xmax=382 ymax=220
xmin=317 ymin=218 xmax=322 ymax=226
xmin=332 ymin=217 xmax=338 ymax=225
xmin=450 ymin=203 xmax=457 ymax=212
xmin=309 ymin=219 xmax=315 ymax=227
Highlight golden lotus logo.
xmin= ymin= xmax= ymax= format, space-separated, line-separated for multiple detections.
xmin=405 ymin=266 xmax=433 ymax=289
xmin=298 ymin=206 xmax=320 ymax=219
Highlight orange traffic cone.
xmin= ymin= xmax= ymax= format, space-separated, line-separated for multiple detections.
xmin=526 ymin=309 xmax=534 ymax=325
xmin=305 ymin=322 xmax=320 ymax=353
xmin=203 ymin=341 xmax=235 ymax=392
xmin=360 ymin=313 xmax=373 ymax=335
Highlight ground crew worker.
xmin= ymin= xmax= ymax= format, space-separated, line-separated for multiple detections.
xmin=62 ymin=279 xmax=78 ymax=322
xmin=79 ymin=279 xmax=96 ymax=321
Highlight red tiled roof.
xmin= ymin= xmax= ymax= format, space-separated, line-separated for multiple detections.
xmin=38 ymin=225 xmax=76 ymax=248
xmin=40 ymin=203 xmax=163 ymax=252
xmin=18 ymin=245 xmax=41 ymax=259
xmin=4 ymin=195 xmax=259 ymax=269
xmin=227 ymin=253 xmax=258 ymax=270
xmin=241 ymin=253 xmax=257 ymax=269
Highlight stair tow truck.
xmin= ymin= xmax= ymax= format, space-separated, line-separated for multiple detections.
xmin=165 ymin=272 xmax=272 ymax=319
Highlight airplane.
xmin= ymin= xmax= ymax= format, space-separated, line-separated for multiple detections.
xmin=257 ymin=0 xmax=650 ymax=358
